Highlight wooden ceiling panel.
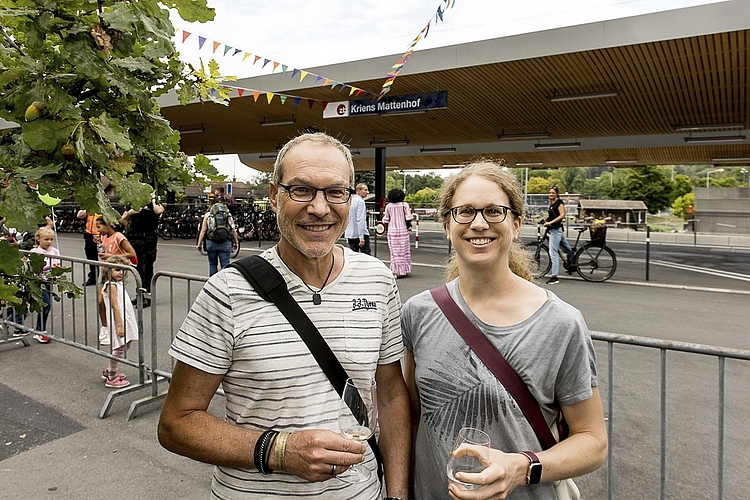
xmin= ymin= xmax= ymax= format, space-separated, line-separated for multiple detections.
xmin=163 ymin=29 xmax=750 ymax=169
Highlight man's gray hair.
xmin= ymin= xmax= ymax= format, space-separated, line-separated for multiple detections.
xmin=273 ymin=132 xmax=355 ymax=187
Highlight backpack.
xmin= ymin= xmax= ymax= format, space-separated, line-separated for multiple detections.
xmin=206 ymin=203 xmax=231 ymax=243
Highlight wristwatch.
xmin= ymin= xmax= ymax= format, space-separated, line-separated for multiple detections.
xmin=518 ymin=450 xmax=542 ymax=486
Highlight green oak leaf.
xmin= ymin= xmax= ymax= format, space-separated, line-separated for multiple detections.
xmin=89 ymin=112 xmax=133 ymax=150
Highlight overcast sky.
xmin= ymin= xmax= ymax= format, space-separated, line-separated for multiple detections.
xmin=172 ymin=0 xmax=722 ymax=180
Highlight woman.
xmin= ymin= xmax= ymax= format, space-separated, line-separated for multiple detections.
xmin=543 ymin=186 xmax=574 ymax=285
xmin=382 ymin=188 xmax=413 ymax=278
xmin=402 ymin=161 xmax=607 ymax=499
xmin=195 ymin=201 xmax=238 ymax=276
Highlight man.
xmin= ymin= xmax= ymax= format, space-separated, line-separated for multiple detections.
xmin=344 ymin=182 xmax=371 ymax=255
xmin=158 ymin=133 xmax=411 ymax=500
xmin=118 ymin=194 xmax=164 ymax=307
xmin=76 ymin=209 xmax=100 ymax=285
xmin=214 ymin=186 xmax=236 ymax=211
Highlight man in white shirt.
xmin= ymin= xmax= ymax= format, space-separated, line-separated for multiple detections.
xmin=158 ymin=133 xmax=410 ymax=500
xmin=344 ymin=183 xmax=371 ymax=255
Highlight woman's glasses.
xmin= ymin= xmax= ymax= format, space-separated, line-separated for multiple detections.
xmin=446 ymin=204 xmax=520 ymax=224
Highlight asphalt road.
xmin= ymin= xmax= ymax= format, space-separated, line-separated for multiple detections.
xmin=1 ymin=229 xmax=748 ymax=499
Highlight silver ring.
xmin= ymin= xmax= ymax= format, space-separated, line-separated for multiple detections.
xmin=330 ymin=464 xmax=336 ymax=476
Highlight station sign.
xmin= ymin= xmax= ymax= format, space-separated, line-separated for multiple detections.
xmin=323 ymin=91 xmax=448 ymax=119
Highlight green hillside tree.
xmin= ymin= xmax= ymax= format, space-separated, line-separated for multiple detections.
xmin=672 ymin=192 xmax=695 ymax=219
xmin=672 ymin=174 xmax=693 ymax=199
xmin=527 ymin=176 xmax=551 ymax=194
xmin=619 ymin=166 xmax=672 ymax=213
xmin=1 ymin=0 xmax=232 ymax=313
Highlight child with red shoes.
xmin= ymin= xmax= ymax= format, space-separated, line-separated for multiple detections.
xmin=98 ymin=255 xmax=138 ymax=388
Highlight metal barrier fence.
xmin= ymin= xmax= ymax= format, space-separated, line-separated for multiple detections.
xmin=1 ymin=254 xmax=151 ymax=419
xmin=127 ymin=269 xmax=209 ymax=420
xmin=4 ymin=260 xmax=750 ymax=498
xmin=590 ymin=331 xmax=750 ymax=500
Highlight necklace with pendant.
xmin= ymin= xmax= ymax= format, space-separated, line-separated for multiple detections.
xmin=298 ymin=251 xmax=335 ymax=305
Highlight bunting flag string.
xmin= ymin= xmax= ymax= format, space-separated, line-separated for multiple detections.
xmin=174 ymin=27 xmax=378 ymax=100
xmin=216 ymin=83 xmax=334 ymax=111
xmin=377 ymin=0 xmax=456 ymax=99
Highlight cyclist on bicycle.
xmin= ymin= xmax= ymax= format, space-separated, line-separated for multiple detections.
xmin=542 ymin=186 xmax=575 ymax=284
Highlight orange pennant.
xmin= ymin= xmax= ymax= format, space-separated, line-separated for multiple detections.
xmin=252 ymin=90 xmax=260 ymax=102
xmin=212 ymin=41 xmax=221 ymax=53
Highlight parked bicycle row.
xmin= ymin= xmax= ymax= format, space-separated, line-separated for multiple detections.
xmin=158 ymin=203 xmax=279 ymax=242
xmin=45 ymin=202 xmax=280 ymax=243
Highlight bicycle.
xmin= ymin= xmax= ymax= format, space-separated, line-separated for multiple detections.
xmin=524 ymin=221 xmax=617 ymax=282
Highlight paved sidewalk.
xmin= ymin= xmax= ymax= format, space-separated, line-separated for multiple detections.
xmin=0 ymin=338 xmax=216 ymax=500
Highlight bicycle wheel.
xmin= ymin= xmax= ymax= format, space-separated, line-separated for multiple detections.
xmin=574 ymin=243 xmax=617 ymax=282
xmin=525 ymin=242 xmax=551 ymax=279
xmin=231 ymin=239 xmax=241 ymax=258
xmin=158 ymin=224 xmax=173 ymax=240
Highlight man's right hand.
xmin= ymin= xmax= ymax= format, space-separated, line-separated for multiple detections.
xmin=278 ymin=429 xmax=366 ymax=482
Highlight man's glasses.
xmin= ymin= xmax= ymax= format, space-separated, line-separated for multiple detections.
xmin=278 ymin=183 xmax=355 ymax=204
xmin=446 ymin=204 xmax=520 ymax=224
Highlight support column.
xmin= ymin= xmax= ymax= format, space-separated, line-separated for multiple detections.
xmin=374 ymin=147 xmax=386 ymax=215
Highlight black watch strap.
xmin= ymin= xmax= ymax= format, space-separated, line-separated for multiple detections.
xmin=518 ymin=450 xmax=542 ymax=486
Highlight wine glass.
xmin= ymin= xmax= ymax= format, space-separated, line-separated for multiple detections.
xmin=338 ymin=377 xmax=378 ymax=482
xmin=446 ymin=427 xmax=491 ymax=491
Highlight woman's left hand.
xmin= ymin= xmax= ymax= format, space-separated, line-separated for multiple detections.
xmin=448 ymin=448 xmax=526 ymax=500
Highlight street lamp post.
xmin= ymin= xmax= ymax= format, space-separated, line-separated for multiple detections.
xmin=706 ymin=168 xmax=724 ymax=188
xmin=741 ymin=168 xmax=748 ymax=186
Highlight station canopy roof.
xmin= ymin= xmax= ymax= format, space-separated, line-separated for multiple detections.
xmin=58 ymin=2 xmax=740 ymax=174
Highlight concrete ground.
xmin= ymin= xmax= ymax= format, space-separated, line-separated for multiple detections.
xmin=1 ymin=228 xmax=749 ymax=499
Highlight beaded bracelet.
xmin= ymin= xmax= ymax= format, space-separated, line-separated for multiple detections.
xmin=253 ymin=430 xmax=278 ymax=474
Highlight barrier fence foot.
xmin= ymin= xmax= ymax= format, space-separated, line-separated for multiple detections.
xmin=127 ymin=390 xmax=169 ymax=421
xmin=99 ymin=382 xmax=151 ymax=420
xmin=0 ymin=335 xmax=31 ymax=348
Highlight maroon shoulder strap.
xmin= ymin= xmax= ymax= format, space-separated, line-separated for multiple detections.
xmin=429 ymin=284 xmax=557 ymax=450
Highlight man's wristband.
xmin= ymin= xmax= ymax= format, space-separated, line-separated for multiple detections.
xmin=384 ymin=497 xmax=405 ymax=500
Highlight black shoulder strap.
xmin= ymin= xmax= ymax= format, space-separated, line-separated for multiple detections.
xmin=228 ymin=255 xmax=384 ymax=479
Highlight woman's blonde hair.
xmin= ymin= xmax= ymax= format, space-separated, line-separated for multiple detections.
xmin=100 ymin=255 xmax=131 ymax=285
xmin=438 ymin=159 xmax=534 ymax=282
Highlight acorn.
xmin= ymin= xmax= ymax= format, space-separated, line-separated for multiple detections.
xmin=24 ymin=101 xmax=44 ymax=121
xmin=61 ymin=143 xmax=75 ymax=160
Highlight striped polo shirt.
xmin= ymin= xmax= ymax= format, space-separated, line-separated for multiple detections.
xmin=169 ymin=245 xmax=404 ymax=499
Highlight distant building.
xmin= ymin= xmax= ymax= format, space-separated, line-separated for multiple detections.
xmin=577 ymin=199 xmax=649 ymax=230
xmin=694 ymin=187 xmax=750 ymax=235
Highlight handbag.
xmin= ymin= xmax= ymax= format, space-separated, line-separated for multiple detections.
xmin=403 ymin=206 xmax=412 ymax=229
xmin=229 ymin=255 xmax=384 ymax=482
xmin=430 ymin=284 xmax=580 ymax=499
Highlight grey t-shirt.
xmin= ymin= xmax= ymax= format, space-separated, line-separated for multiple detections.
xmin=402 ymin=279 xmax=597 ymax=499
